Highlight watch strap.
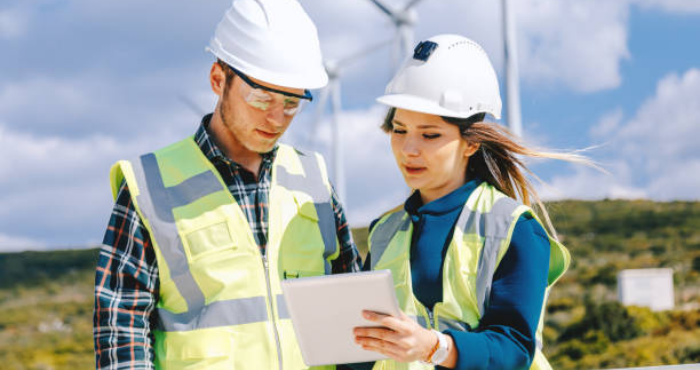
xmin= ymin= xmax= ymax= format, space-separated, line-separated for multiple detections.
xmin=429 ymin=330 xmax=449 ymax=365
xmin=424 ymin=331 xmax=440 ymax=363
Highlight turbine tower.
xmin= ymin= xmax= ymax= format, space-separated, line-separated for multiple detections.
xmin=308 ymin=39 xmax=393 ymax=203
xmin=309 ymin=0 xmax=431 ymax=202
xmin=308 ymin=0 xmax=428 ymax=202
xmin=501 ymin=0 xmax=523 ymax=137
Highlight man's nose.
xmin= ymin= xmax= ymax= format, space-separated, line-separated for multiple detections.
xmin=266 ymin=102 xmax=287 ymax=128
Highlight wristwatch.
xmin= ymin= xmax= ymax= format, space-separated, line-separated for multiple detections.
xmin=423 ymin=329 xmax=449 ymax=365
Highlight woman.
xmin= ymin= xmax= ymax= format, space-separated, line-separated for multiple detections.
xmin=352 ymin=34 xmax=588 ymax=370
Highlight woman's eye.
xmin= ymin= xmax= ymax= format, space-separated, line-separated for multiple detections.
xmin=423 ymin=133 xmax=441 ymax=139
xmin=392 ymin=129 xmax=407 ymax=134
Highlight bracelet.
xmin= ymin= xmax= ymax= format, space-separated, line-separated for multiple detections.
xmin=424 ymin=331 xmax=440 ymax=363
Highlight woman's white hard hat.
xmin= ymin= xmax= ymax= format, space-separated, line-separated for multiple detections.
xmin=377 ymin=34 xmax=502 ymax=119
xmin=207 ymin=0 xmax=328 ymax=90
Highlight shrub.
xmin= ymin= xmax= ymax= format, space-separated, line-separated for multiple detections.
xmin=561 ymin=300 xmax=644 ymax=342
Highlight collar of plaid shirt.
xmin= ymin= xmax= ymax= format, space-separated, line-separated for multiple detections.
xmin=195 ymin=113 xmax=279 ymax=172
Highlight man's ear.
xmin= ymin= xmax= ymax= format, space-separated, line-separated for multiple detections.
xmin=210 ymin=62 xmax=226 ymax=96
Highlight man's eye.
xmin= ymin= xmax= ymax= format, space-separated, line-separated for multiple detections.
xmin=249 ymin=89 xmax=273 ymax=101
xmin=284 ymin=99 xmax=300 ymax=109
xmin=248 ymin=101 xmax=270 ymax=111
xmin=423 ymin=133 xmax=441 ymax=139
xmin=392 ymin=129 xmax=406 ymax=134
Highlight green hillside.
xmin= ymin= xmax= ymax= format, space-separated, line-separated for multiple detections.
xmin=0 ymin=249 xmax=98 ymax=369
xmin=539 ymin=200 xmax=700 ymax=368
xmin=1 ymin=200 xmax=699 ymax=369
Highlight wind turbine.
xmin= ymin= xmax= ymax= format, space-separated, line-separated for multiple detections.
xmin=308 ymin=0 xmax=426 ymax=203
xmin=501 ymin=0 xmax=523 ymax=137
xmin=367 ymin=0 xmax=427 ymax=68
xmin=307 ymin=39 xmax=393 ymax=204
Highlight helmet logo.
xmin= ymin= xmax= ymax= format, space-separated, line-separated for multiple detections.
xmin=413 ymin=41 xmax=438 ymax=62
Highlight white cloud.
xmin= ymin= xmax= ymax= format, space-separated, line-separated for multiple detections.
xmin=542 ymin=68 xmax=700 ymax=200
xmin=541 ymin=163 xmax=648 ymax=201
xmin=2 ymin=0 xmax=699 ymax=249
xmin=285 ymin=104 xmax=407 ymax=226
xmin=617 ymin=69 xmax=700 ymax=174
xmin=0 ymin=121 xmax=187 ymax=250
xmin=515 ymin=0 xmax=631 ymax=93
xmin=0 ymin=77 xmax=91 ymax=133
xmin=0 ymin=69 xmax=214 ymax=139
xmin=590 ymin=108 xmax=625 ymax=139
xmin=306 ymin=0 xmax=650 ymax=95
xmin=331 ymin=106 xmax=407 ymax=226
xmin=0 ymin=233 xmax=47 ymax=253
xmin=633 ymin=0 xmax=700 ymax=13
xmin=0 ymin=8 xmax=27 ymax=39
xmin=512 ymin=0 xmax=700 ymax=93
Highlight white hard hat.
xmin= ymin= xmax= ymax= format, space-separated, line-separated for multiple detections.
xmin=377 ymin=34 xmax=502 ymax=119
xmin=207 ymin=0 xmax=328 ymax=90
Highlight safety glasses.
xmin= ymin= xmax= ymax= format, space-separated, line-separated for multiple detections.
xmin=219 ymin=61 xmax=312 ymax=117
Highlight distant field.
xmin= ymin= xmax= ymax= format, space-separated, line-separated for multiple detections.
xmin=1 ymin=200 xmax=699 ymax=369
xmin=0 ymin=250 xmax=96 ymax=370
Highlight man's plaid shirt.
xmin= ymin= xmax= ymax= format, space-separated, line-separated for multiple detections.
xmin=93 ymin=114 xmax=362 ymax=368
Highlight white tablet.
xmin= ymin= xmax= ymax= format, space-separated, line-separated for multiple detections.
xmin=280 ymin=269 xmax=401 ymax=366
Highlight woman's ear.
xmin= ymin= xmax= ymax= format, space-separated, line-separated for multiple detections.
xmin=465 ymin=141 xmax=480 ymax=158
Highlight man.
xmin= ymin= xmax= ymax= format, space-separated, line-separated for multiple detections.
xmin=93 ymin=0 xmax=361 ymax=368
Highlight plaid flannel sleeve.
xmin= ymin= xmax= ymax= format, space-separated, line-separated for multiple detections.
xmin=93 ymin=181 xmax=159 ymax=369
xmin=330 ymin=185 xmax=363 ymax=273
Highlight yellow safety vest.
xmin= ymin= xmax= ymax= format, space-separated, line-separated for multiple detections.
xmin=367 ymin=182 xmax=570 ymax=370
xmin=110 ymin=137 xmax=338 ymax=370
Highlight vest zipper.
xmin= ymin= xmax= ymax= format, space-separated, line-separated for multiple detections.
xmin=427 ymin=307 xmax=435 ymax=329
xmin=262 ymin=253 xmax=284 ymax=370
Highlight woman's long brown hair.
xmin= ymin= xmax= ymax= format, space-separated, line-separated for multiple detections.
xmin=382 ymin=108 xmax=594 ymax=239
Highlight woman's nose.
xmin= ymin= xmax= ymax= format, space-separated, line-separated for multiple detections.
xmin=402 ymin=135 xmax=421 ymax=156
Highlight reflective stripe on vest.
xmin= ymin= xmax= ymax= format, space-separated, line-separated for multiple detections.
xmin=114 ymin=140 xmax=337 ymax=370
xmin=370 ymin=195 xmax=519 ymax=319
xmin=458 ymin=195 xmax=519 ymax=317
xmin=412 ymin=315 xmax=469 ymax=332
xmin=370 ymin=211 xmax=409 ymax=270
xmin=131 ymin=153 xmax=208 ymax=324
xmin=128 ymin=146 xmax=331 ymax=332
xmin=368 ymin=183 xmax=569 ymax=370
xmin=276 ymin=151 xmax=336 ymax=274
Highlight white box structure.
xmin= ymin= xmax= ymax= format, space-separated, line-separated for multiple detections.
xmin=617 ymin=268 xmax=674 ymax=311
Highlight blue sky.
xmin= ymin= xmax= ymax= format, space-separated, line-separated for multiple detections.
xmin=1 ymin=0 xmax=699 ymax=251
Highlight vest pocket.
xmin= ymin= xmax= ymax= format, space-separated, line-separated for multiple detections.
xmin=278 ymin=199 xmax=327 ymax=277
xmin=297 ymin=201 xmax=320 ymax=222
xmin=162 ymin=330 xmax=234 ymax=369
xmin=183 ymin=221 xmax=237 ymax=261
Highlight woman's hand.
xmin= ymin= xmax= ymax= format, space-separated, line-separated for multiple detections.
xmin=353 ymin=310 xmax=438 ymax=363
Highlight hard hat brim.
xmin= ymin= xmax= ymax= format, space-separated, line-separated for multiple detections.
xmin=207 ymin=46 xmax=328 ymax=90
xmin=376 ymin=94 xmax=501 ymax=120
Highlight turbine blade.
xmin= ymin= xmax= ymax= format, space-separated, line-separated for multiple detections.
xmin=403 ymin=0 xmax=426 ymax=11
xmin=336 ymin=38 xmax=394 ymax=69
xmin=177 ymin=94 xmax=206 ymax=118
xmin=368 ymin=0 xmax=396 ymax=18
